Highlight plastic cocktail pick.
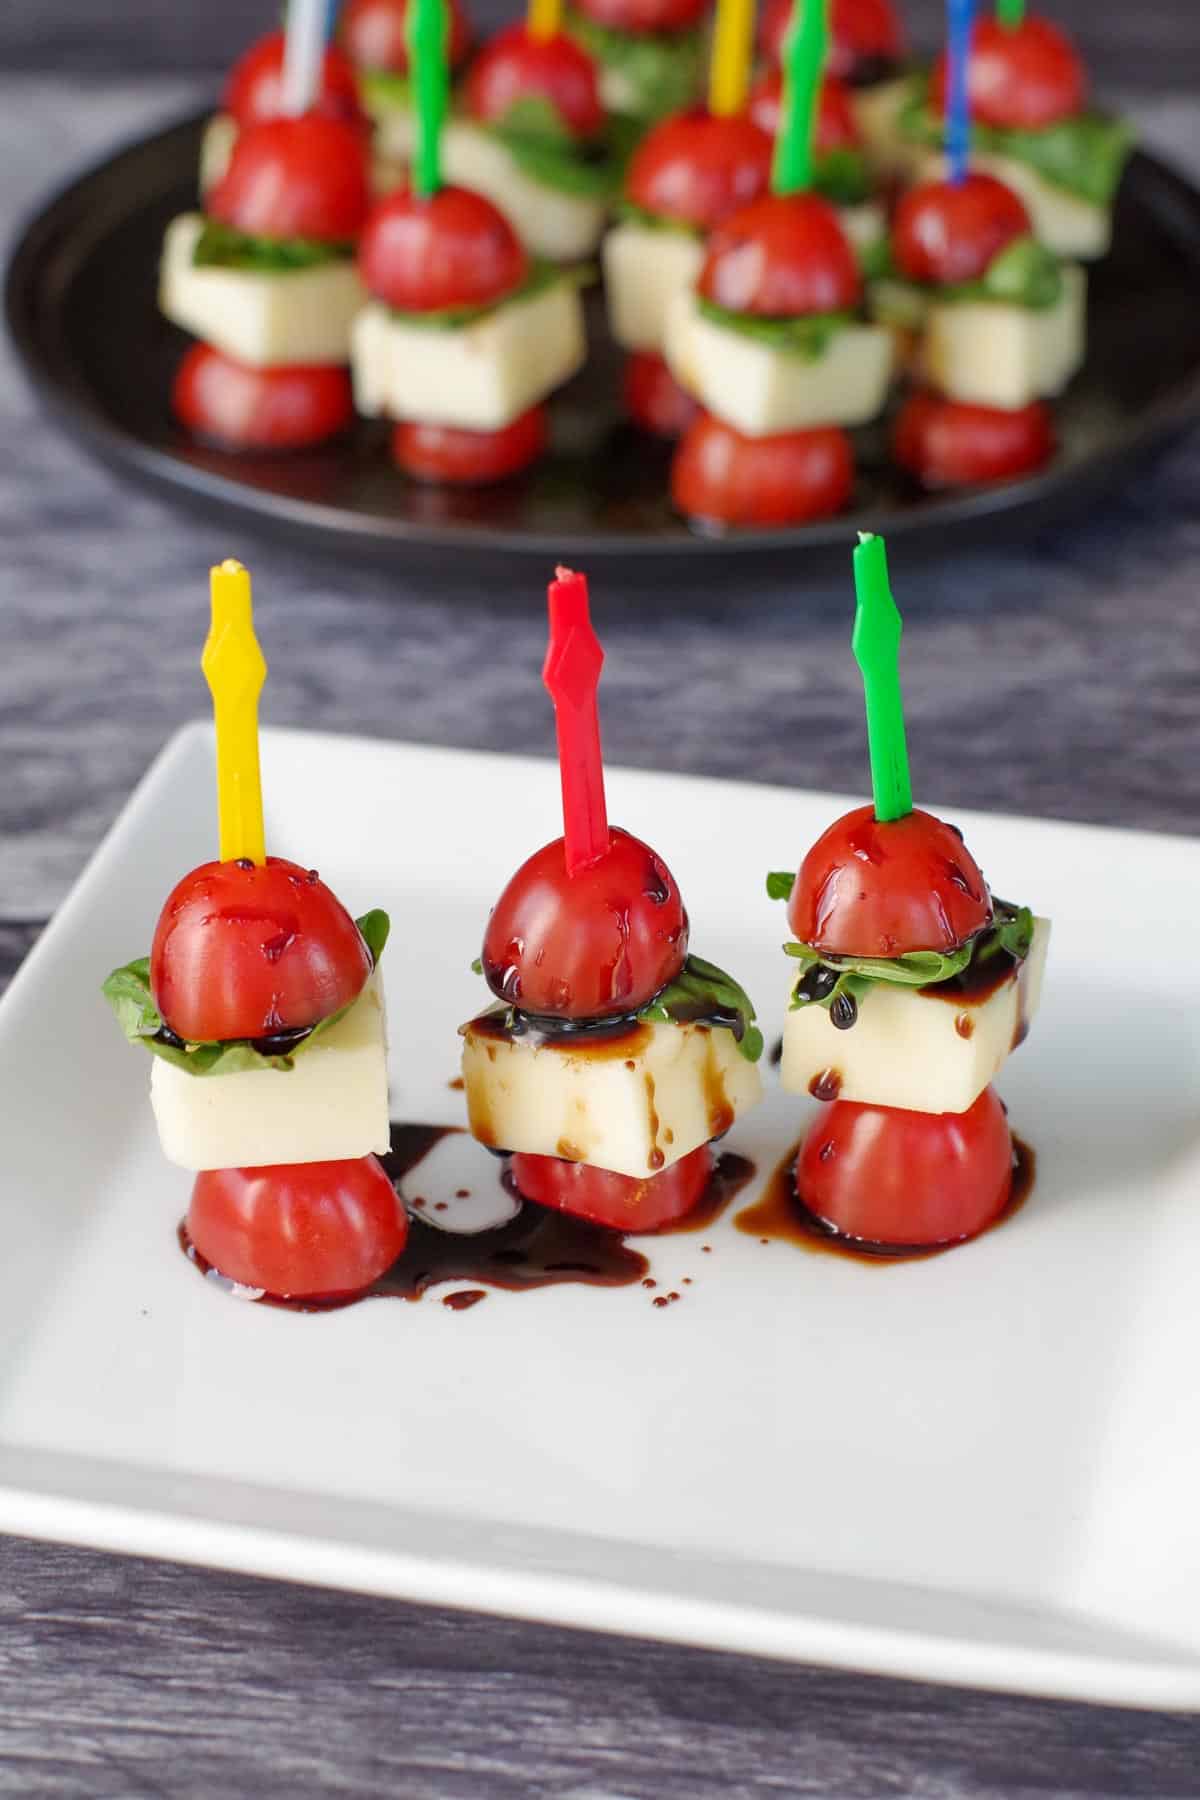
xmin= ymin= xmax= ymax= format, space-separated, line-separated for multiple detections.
xmin=281 ymin=0 xmax=328 ymax=114
xmin=996 ymin=0 xmax=1024 ymax=26
xmin=944 ymin=0 xmax=976 ymax=186
xmin=527 ymin=0 xmax=563 ymax=41
xmin=708 ymin=0 xmax=756 ymax=118
xmin=408 ymin=0 xmax=449 ymax=197
xmin=772 ymin=0 xmax=828 ymax=195
xmin=851 ymin=533 xmax=913 ymax=824
xmin=203 ymin=560 xmax=267 ymax=867
xmin=543 ymin=567 xmax=610 ymax=876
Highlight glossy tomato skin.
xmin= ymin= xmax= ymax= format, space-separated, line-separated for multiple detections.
xmin=482 ymin=827 xmax=688 ymax=1020
xmin=341 ymin=0 xmax=474 ymax=73
xmin=206 ymin=116 xmax=370 ymax=243
xmin=511 ymin=1144 xmax=712 ymax=1231
xmin=796 ymin=1086 xmax=1014 ymax=1247
xmin=698 ymin=193 xmax=861 ymax=316
xmin=572 ymin=0 xmax=709 ymax=36
xmin=358 ymin=185 xmax=527 ymax=310
xmin=172 ymin=347 xmax=353 ymax=451
xmin=761 ymin=0 xmax=906 ymax=83
xmin=151 ymin=856 xmax=373 ymax=1043
xmin=931 ymin=16 xmax=1086 ymax=131
xmin=392 ymin=407 xmax=546 ymax=483
xmin=625 ymin=109 xmax=772 ymax=230
xmin=892 ymin=172 xmax=1030 ymax=286
xmin=222 ymin=30 xmax=363 ymax=128
xmin=672 ymin=415 xmax=853 ymax=528
xmin=789 ymin=804 xmax=992 ymax=957
xmin=465 ymin=24 xmax=604 ymax=139
xmin=623 ymin=351 xmax=700 ymax=437
xmin=893 ymin=390 xmax=1055 ymax=488
xmin=748 ymin=71 xmax=860 ymax=149
xmin=188 ymin=1155 xmax=407 ymax=1298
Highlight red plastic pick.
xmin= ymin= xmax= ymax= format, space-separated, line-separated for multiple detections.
xmin=543 ymin=566 xmax=610 ymax=876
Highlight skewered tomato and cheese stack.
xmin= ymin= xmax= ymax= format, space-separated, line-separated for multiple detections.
xmin=102 ymin=563 xmax=404 ymax=1302
xmin=748 ymin=67 xmax=887 ymax=272
xmin=460 ymin=568 xmax=763 ymax=1232
xmin=769 ymin=534 xmax=1050 ymax=1249
xmin=565 ymin=0 xmax=710 ymax=128
xmin=342 ymin=0 xmax=475 ymax=173
xmin=161 ymin=111 xmax=371 ymax=451
xmin=760 ymin=0 xmax=911 ymax=175
xmin=199 ymin=27 xmax=365 ymax=195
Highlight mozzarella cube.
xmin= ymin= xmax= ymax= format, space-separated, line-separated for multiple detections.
xmin=837 ymin=199 xmax=888 ymax=264
xmin=352 ymin=279 xmax=586 ymax=430
xmin=199 ymin=113 xmax=237 ymax=194
xmin=915 ymin=148 xmax=1111 ymax=260
xmin=460 ymin=1012 xmax=763 ymax=1180
xmin=150 ymin=974 xmax=391 ymax=1172
xmin=664 ymin=290 xmax=893 ymax=434
xmin=160 ymin=214 xmax=365 ymax=366
xmin=603 ymin=221 xmax=704 ymax=353
xmin=780 ymin=919 xmax=1051 ymax=1116
xmin=921 ymin=264 xmax=1086 ymax=409
xmin=440 ymin=122 xmax=608 ymax=263
xmin=852 ymin=75 xmax=922 ymax=178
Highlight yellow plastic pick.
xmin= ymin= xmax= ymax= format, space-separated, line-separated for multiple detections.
xmin=526 ymin=0 xmax=562 ymax=41
xmin=709 ymin=0 xmax=755 ymax=118
xmin=202 ymin=559 xmax=267 ymax=867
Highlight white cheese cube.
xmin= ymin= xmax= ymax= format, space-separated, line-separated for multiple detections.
xmin=780 ymin=919 xmax=1050 ymax=1116
xmin=603 ymin=221 xmax=704 ymax=353
xmin=440 ymin=121 xmax=608 ymax=263
xmin=160 ymin=213 xmax=366 ymax=366
xmin=852 ymin=75 xmax=922 ymax=178
xmin=915 ymin=148 xmax=1111 ymax=260
xmin=352 ymin=279 xmax=586 ymax=429
xmin=150 ymin=973 xmax=391 ymax=1172
xmin=664 ymin=290 xmax=893 ymax=434
xmin=837 ymin=199 xmax=888 ymax=264
xmin=199 ymin=113 xmax=237 ymax=194
xmin=921 ymin=263 xmax=1086 ymax=409
xmin=460 ymin=1012 xmax=763 ymax=1180
xmin=372 ymin=108 xmax=418 ymax=165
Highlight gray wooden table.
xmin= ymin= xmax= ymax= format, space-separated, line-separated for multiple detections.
xmin=3 ymin=39 xmax=1200 ymax=1800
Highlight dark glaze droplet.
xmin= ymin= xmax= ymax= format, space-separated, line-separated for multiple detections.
xmin=955 ymin=1012 xmax=975 ymax=1040
xmin=794 ymin=964 xmax=841 ymax=1006
xmin=808 ymin=1068 xmax=843 ymax=1102
xmin=830 ymin=992 xmax=858 ymax=1031
xmin=443 ymin=1289 xmax=486 ymax=1311
xmin=448 ymin=1076 xmax=465 ymax=1091
xmin=768 ymin=1036 xmax=783 ymax=1068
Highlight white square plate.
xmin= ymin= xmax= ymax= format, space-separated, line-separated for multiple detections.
xmin=2 ymin=724 xmax=1199 ymax=1710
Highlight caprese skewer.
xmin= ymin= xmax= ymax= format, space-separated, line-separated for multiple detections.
xmin=748 ymin=67 xmax=887 ymax=272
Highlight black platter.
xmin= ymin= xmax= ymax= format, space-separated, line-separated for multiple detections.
xmin=7 ymin=109 xmax=1200 ymax=570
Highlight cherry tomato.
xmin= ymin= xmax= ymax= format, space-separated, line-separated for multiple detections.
xmin=572 ymin=0 xmax=709 ymax=36
xmin=342 ymin=0 xmax=474 ymax=73
xmin=392 ymin=407 xmax=546 ymax=483
xmin=465 ymin=25 xmax=604 ymax=140
xmin=188 ymin=1155 xmax=407 ymax=1298
xmin=788 ymin=803 xmax=992 ymax=957
xmin=672 ymin=415 xmax=853 ymax=528
xmin=358 ymin=185 xmax=527 ymax=311
xmin=151 ymin=856 xmax=373 ymax=1043
xmin=510 ymin=1144 xmax=713 ymax=1232
xmin=796 ymin=1085 xmax=1014 ymax=1247
xmin=207 ymin=116 xmax=370 ymax=243
xmin=893 ymin=390 xmax=1055 ymax=489
xmin=481 ymin=827 xmax=688 ymax=1020
xmin=892 ymin=172 xmax=1030 ymax=287
xmin=748 ymin=71 xmax=861 ymax=150
xmin=931 ymin=15 xmax=1086 ymax=132
xmin=172 ymin=347 xmax=353 ymax=451
xmin=698 ymin=193 xmax=861 ymax=317
xmin=761 ymin=0 xmax=906 ymax=83
xmin=222 ymin=30 xmax=363 ymax=128
xmin=625 ymin=109 xmax=773 ymax=230
xmin=623 ymin=351 xmax=700 ymax=438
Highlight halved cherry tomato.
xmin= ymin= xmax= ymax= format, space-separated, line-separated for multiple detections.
xmin=207 ymin=116 xmax=370 ymax=243
xmin=788 ymin=803 xmax=992 ymax=957
xmin=151 ymin=856 xmax=373 ymax=1043
xmin=172 ymin=347 xmax=353 ymax=451
xmin=392 ymin=407 xmax=546 ymax=484
xmin=623 ymin=351 xmax=700 ymax=438
xmin=672 ymin=415 xmax=853 ymax=528
xmin=341 ymin=0 xmax=474 ymax=73
xmin=698 ymin=192 xmax=861 ymax=316
xmin=625 ymin=109 xmax=772 ymax=230
xmin=465 ymin=25 xmax=604 ymax=139
xmin=761 ymin=0 xmax=906 ymax=83
xmin=893 ymin=172 xmax=1030 ymax=286
xmin=358 ymin=185 xmax=527 ymax=311
xmin=189 ymin=1155 xmax=407 ymax=1298
xmin=222 ymin=30 xmax=363 ymax=128
xmin=482 ymin=827 xmax=688 ymax=1019
xmin=931 ymin=15 xmax=1086 ymax=132
xmin=893 ymin=390 xmax=1055 ymax=489
xmin=796 ymin=1085 xmax=1014 ymax=1247
xmin=572 ymin=0 xmax=709 ymax=36
xmin=511 ymin=1145 xmax=712 ymax=1231
xmin=748 ymin=71 xmax=861 ymax=149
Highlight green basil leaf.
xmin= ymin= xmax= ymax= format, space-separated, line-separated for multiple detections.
xmin=470 ymin=957 xmax=483 ymax=976
xmin=192 ymin=218 xmax=353 ymax=273
xmin=784 ymin=898 xmax=1033 ymax=1017
xmin=695 ymin=298 xmax=855 ymax=359
xmin=358 ymin=68 xmax=412 ymax=114
xmin=857 ymin=233 xmax=893 ymax=282
xmin=942 ymin=234 xmax=1063 ymax=310
xmin=356 ymin=909 xmax=391 ymax=967
xmin=637 ymin=952 xmax=764 ymax=1063
xmin=564 ymin=9 xmax=706 ymax=120
xmin=899 ymin=87 xmax=1133 ymax=207
xmin=814 ymin=146 xmax=874 ymax=207
xmin=766 ymin=871 xmax=795 ymax=901
xmin=388 ymin=260 xmax=592 ymax=330
xmin=613 ymin=199 xmax=703 ymax=238
xmin=485 ymin=123 xmax=620 ymax=197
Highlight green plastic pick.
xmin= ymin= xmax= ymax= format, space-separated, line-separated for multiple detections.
xmin=408 ymin=0 xmax=449 ymax=197
xmin=852 ymin=532 xmax=913 ymax=823
xmin=771 ymin=0 xmax=828 ymax=195
xmin=996 ymin=0 xmax=1025 ymax=27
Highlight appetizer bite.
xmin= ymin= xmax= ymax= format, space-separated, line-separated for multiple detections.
xmin=760 ymin=0 xmax=911 ymax=175
xmin=342 ymin=0 xmax=475 ymax=170
xmin=460 ymin=568 xmax=763 ymax=1231
xmin=768 ymin=534 xmax=1049 ymax=1248
xmin=748 ymin=67 xmax=887 ymax=271
xmin=199 ymin=27 xmax=364 ymax=194
xmin=565 ymin=0 xmax=710 ymax=128
xmin=103 ymin=562 xmax=402 ymax=1301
